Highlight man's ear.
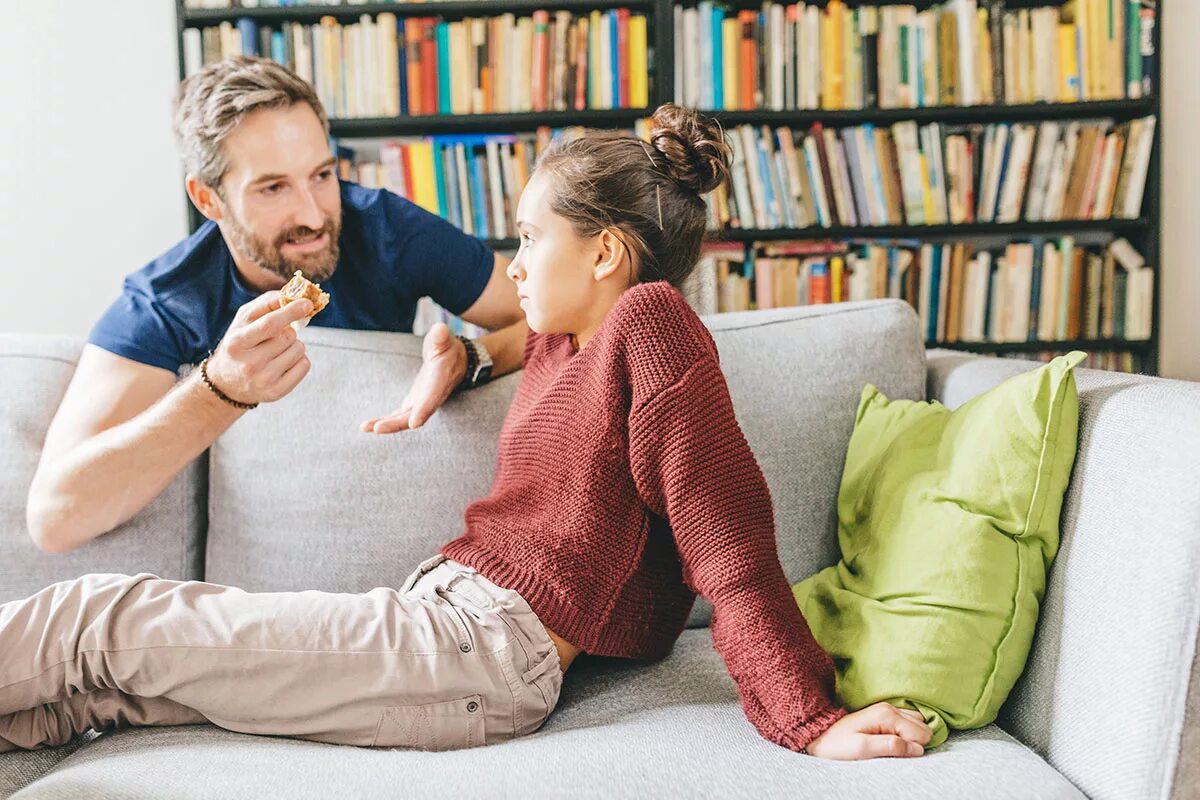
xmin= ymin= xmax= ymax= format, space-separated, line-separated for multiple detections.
xmin=593 ymin=229 xmax=627 ymax=282
xmin=185 ymin=175 xmax=224 ymax=223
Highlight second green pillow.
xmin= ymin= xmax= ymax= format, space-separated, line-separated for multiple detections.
xmin=792 ymin=351 xmax=1086 ymax=747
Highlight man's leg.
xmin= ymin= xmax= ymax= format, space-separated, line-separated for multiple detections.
xmin=0 ymin=691 xmax=206 ymax=752
xmin=0 ymin=572 xmax=489 ymax=746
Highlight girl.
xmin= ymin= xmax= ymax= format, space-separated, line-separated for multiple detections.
xmin=0 ymin=105 xmax=930 ymax=761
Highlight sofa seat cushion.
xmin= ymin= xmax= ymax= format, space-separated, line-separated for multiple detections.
xmin=4 ymin=629 xmax=1083 ymax=800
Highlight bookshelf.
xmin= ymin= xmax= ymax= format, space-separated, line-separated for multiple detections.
xmin=175 ymin=0 xmax=1163 ymax=375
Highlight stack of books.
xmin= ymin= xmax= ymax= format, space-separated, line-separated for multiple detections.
xmin=183 ymin=9 xmax=651 ymax=117
xmin=692 ymin=235 xmax=1153 ymax=344
xmin=674 ymin=0 xmax=1156 ymax=111
xmin=704 ymin=116 xmax=1156 ymax=230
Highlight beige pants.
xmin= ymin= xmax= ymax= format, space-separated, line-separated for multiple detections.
xmin=0 ymin=554 xmax=563 ymax=752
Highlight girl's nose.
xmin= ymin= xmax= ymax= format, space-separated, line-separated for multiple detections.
xmin=506 ymin=256 xmax=524 ymax=283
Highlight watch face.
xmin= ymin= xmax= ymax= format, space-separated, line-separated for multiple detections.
xmin=478 ymin=364 xmax=493 ymax=383
xmin=476 ymin=342 xmax=493 ymax=369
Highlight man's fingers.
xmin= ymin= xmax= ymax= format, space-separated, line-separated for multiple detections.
xmin=360 ymin=403 xmax=414 ymax=434
xmin=241 ymin=300 xmax=313 ymax=346
xmin=237 ymin=290 xmax=284 ymax=325
xmin=407 ymin=396 xmax=439 ymax=429
xmin=424 ymin=322 xmax=454 ymax=359
xmin=369 ymin=414 xmax=413 ymax=434
xmin=252 ymin=326 xmax=298 ymax=363
xmin=261 ymin=340 xmax=307 ymax=384
xmin=270 ymin=354 xmax=311 ymax=398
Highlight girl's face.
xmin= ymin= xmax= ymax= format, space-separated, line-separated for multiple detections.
xmin=506 ymin=172 xmax=629 ymax=348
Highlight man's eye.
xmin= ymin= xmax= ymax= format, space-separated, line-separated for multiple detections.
xmin=316 ymin=170 xmax=333 ymax=181
xmin=263 ymin=183 xmax=283 ymax=195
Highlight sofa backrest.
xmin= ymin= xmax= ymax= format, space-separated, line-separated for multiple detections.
xmin=927 ymin=349 xmax=1200 ymax=800
xmin=0 ymin=336 xmax=206 ymax=604
xmin=204 ymin=298 xmax=927 ymax=628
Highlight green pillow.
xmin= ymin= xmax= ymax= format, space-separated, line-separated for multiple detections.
xmin=792 ymin=351 xmax=1086 ymax=748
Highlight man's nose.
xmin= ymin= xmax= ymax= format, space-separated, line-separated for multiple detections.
xmin=292 ymin=187 xmax=326 ymax=230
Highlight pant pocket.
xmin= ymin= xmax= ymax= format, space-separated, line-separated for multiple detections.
xmin=399 ymin=554 xmax=448 ymax=594
xmin=523 ymin=647 xmax=563 ymax=715
xmin=372 ymin=694 xmax=486 ymax=750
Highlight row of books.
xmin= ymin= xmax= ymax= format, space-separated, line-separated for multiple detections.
xmin=674 ymin=0 xmax=1156 ymax=112
xmin=995 ymin=349 xmax=1145 ymax=374
xmin=412 ymin=296 xmax=489 ymax=339
xmin=332 ymin=126 xmax=628 ymax=239
xmin=185 ymin=1 xmax=502 ymax=7
xmin=688 ymin=236 xmax=1153 ymax=344
xmin=705 ymin=116 xmax=1156 ymax=231
xmin=182 ymin=9 xmax=650 ymax=118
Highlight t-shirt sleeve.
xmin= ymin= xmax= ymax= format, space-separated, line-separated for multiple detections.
xmin=387 ymin=193 xmax=495 ymax=316
xmin=88 ymin=290 xmax=185 ymax=373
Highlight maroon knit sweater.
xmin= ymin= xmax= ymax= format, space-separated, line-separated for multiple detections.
xmin=440 ymin=281 xmax=847 ymax=751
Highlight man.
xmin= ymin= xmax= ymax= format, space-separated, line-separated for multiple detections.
xmin=26 ymin=56 xmax=528 ymax=553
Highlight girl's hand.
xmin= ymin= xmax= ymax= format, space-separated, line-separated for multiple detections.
xmin=804 ymin=702 xmax=932 ymax=760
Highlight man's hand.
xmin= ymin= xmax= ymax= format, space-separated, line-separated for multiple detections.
xmin=361 ymin=323 xmax=467 ymax=434
xmin=803 ymin=702 xmax=932 ymax=760
xmin=205 ymin=291 xmax=314 ymax=406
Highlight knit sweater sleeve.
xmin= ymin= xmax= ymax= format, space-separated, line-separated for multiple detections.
xmin=628 ymin=352 xmax=848 ymax=753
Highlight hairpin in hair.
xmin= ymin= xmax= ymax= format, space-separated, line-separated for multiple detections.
xmin=638 ymin=140 xmax=664 ymax=231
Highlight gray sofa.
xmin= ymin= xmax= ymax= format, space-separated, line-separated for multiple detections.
xmin=1 ymin=299 xmax=1195 ymax=800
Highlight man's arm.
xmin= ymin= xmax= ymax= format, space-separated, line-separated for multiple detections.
xmin=454 ymin=253 xmax=522 ymax=332
xmin=26 ymin=346 xmax=243 ymax=553
xmin=27 ymin=293 xmax=315 ymax=553
xmin=459 ymin=252 xmax=525 ymax=378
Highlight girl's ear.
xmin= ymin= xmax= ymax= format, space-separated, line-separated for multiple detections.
xmin=593 ymin=228 xmax=627 ymax=282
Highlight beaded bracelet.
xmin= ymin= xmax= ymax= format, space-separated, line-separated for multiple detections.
xmin=199 ymin=354 xmax=258 ymax=410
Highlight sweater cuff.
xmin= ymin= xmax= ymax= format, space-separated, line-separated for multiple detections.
xmin=772 ymin=704 xmax=850 ymax=754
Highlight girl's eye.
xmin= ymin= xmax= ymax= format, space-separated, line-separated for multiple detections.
xmin=263 ymin=183 xmax=283 ymax=196
xmin=316 ymin=170 xmax=333 ymax=182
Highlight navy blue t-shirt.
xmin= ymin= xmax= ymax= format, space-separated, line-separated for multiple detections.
xmin=89 ymin=181 xmax=494 ymax=372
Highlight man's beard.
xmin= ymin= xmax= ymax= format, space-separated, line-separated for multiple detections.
xmin=225 ymin=210 xmax=341 ymax=284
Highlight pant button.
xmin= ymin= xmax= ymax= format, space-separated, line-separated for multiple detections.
xmin=460 ymin=643 xmax=472 ymax=653
xmin=467 ymin=701 xmax=479 ymax=713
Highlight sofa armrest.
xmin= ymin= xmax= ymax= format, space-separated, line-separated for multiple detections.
xmin=0 ymin=335 xmax=206 ymax=603
xmin=927 ymin=349 xmax=1200 ymax=800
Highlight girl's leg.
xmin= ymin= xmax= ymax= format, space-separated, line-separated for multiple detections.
xmin=0 ymin=691 xmax=206 ymax=752
xmin=0 ymin=572 xmax=497 ymax=747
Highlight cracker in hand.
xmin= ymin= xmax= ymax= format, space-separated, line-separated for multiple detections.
xmin=279 ymin=270 xmax=330 ymax=330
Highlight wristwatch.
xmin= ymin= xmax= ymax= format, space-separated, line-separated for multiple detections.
xmin=455 ymin=335 xmax=494 ymax=391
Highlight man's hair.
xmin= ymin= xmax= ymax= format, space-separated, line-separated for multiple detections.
xmin=173 ymin=55 xmax=328 ymax=192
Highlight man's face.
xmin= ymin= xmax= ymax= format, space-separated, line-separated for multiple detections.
xmin=215 ymin=103 xmax=342 ymax=283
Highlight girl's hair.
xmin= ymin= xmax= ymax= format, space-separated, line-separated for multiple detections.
xmin=533 ymin=104 xmax=732 ymax=288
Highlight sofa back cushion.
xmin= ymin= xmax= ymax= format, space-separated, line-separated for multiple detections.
xmin=0 ymin=336 xmax=206 ymax=604
xmin=206 ymin=299 xmax=927 ymax=628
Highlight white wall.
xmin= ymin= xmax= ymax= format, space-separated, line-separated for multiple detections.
xmin=1160 ymin=1 xmax=1200 ymax=381
xmin=0 ymin=2 xmax=187 ymax=338
xmin=1 ymin=4 xmax=1195 ymax=379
